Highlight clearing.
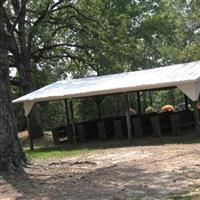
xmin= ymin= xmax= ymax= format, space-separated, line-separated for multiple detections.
xmin=1 ymin=131 xmax=200 ymax=200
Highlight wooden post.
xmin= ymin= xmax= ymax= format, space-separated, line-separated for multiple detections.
xmin=151 ymin=115 xmax=161 ymax=137
xmin=97 ymin=121 xmax=106 ymax=140
xmin=91 ymin=96 xmax=105 ymax=119
xmin=69 ymin=99 xmax=77 ymax=143
xmin=124 ymin=92 xmax=132 ymax=139
xmin=193 ymin=100 xmax=200 ymax=137
xmin=77 ymin=124 xmax=85 ymax=143
xmin=26 ymin=115 xmax=34 ymax=150
xmin=149 ymin=91 xmax=153 ymax=106
xmin=97 ymin=103 xmax=102 ymax=119
xmin=113 ymin=120 xmax=123 ymax=140
xmin=64 ymin=99 xmax=74 ymax=143
xmin=170 ymin=113 xmax=180 ymax=136
xmin=132 ymin=118 xmax=143 ymax=138
xmin=184 ymin=95 xmax=189 ymax=110
xmin=64 ymin=99 xmax=70 ymax=125
xmin=52 ymin=128 xmax=60 ymax=145
xmin=142 ymin=91 xmax=147 ymax=112
xmin=137 ymin=91 xmax=141 ymax=114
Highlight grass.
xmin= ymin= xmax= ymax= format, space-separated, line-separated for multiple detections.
xmin=167 ymin=183 xmax=200 ymax=200
xmin=22 ymin=134 xmax=92 ymax=161
xmin=124 ymin=190 xmax=200 ymax=200
xmin=124 ymin=189 xmax=200 ymax=200
xmin=21 ymin=130 xmax=200 ymax=162
xmin=25 ymin=148 xmax=90 ymax=161
xmin=169 ymin=190 xmax=200 ymax=200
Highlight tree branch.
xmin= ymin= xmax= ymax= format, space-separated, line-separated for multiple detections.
xmin=0 ymin=0 xmax=7 ymax=6
xmin=31 ymin=42 xmax=94 ymax=62
xmin=40 ymin=52 xmax=88 ymax=64
xmin=68 ymin=4 xmax=97 ymax=23
xmin=9 ymin=0 xmax=28 ymax=33
xmin=31 ymin=0 xmax=66 ymax=28
xmin=10 ymin=78 xmax=21 ymax=87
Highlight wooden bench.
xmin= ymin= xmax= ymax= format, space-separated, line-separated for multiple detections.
xmin=52 ymin=126 xmax=68 ymax=145
xmin=178 ymin=110 xmax=195 ymax=131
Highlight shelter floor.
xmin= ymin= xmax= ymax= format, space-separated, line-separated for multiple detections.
xmin=1 ymin=132 xmax=200 ymax=200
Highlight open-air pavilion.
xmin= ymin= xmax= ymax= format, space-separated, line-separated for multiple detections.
xmin=13 ymin=61 xmax=200 ymax=149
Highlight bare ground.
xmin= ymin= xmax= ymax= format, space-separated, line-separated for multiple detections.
xmin=1 ymin=139 xmax=200 ymax=199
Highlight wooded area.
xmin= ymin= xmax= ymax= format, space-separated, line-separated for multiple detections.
xmin=1 ymin=0 xmax=200 ymax=171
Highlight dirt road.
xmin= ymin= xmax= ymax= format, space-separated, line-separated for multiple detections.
xmin=1 ymin=143 xmax=200 ymax=200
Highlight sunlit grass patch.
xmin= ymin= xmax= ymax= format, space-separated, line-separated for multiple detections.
xmin=21 ymin=130 xmax=200 ymax=162
xmin=21 ymin=132 xmax=92 ymax=161
xmin=169 ymin=190 xmax=200 ymax=200
xmin=25 ymin=147 xmax=90 ymax=161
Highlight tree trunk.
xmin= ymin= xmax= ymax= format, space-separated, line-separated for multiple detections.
xmin=0 ymin=6 xmax=26 ymax=171
xmin=142 ymin=91 xmax=147 ymax=112
xmin=17 ymin=1 xmax=43 ymax=138
xmin=19 ymin=67 xmax=43 ymax=138
xmin=8 ymin=42 xmax=43 ymax=138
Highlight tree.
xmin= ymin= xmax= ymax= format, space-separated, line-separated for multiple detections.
xmin=4 ymin=0 xmax=44 ymax=138
xmin=0 ymin=0 xmax=26 ymax=171
xmin=7 ymin=0 xmax=200 ymax=129
xmin=5 ymin=0 xmax=100 ymax=136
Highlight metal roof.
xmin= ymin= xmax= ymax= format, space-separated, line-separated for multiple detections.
xmin=13 ymin=61 xmax=200 ymax=116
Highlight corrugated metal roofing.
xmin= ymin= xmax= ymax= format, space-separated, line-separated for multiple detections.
xmin=13 ymin=61 xmax=200 ymax=105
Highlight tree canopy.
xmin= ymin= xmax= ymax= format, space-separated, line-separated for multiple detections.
xmin=1 ymin=0 xmax=200 ymax=170
xmin=4 ymin=0 xmax=200 ymax=124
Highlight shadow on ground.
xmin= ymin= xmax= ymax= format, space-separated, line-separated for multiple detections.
xmin=1 ymin=133 xmax=200 ymax=200
xmin=1 ymin=157 xmax=200 ymax=200
xmin=26 ymin=129 xmax=200 ymax=155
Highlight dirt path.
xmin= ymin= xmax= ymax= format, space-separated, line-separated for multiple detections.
xmin=1 ymin=143 xmax=200 ymax=200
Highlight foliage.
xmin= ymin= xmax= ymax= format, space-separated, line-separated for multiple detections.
xmin=145 ymin=106 xmax=156 ymax=113
xmin=39 ymin=101 xmax=67 ymax=130
xmin=153 ymin=89 xmax=186 ymax=112
xmin=5 ymin=0 xmax=200 ymax=130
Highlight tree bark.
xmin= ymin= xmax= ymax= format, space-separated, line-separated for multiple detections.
xmin=18 ymin=61 xmax=43 ymax=138
xmin=16 ymin=0 xmax=43 ymax=138
xmin=0 ymin=5 xmax=26 ymax=171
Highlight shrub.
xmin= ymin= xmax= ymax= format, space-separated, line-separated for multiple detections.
xmin=161 ymin=105 xmax=174 ymax=112
xmin=145 ymin=106 xmax=156 ymax=113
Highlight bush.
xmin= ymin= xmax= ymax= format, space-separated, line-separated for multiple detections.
xmin=145 ymin=106 xmax=156 ymax=113
xmin=161 ymin=105 xmax=174 ymax=112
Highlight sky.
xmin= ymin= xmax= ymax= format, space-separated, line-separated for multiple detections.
xmin=9 ymin=68 xmax=17 ymax=77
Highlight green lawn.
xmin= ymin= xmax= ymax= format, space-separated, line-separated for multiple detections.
xmin=22 ymin=135 xmax=91 ymax=161
xmin=169 ymin=190 xmax=200 ymax=200
xmin=25 ymin=147 xmax=90 ymax=161
xmin=22 ymin=131 xmax=200 ymax=162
